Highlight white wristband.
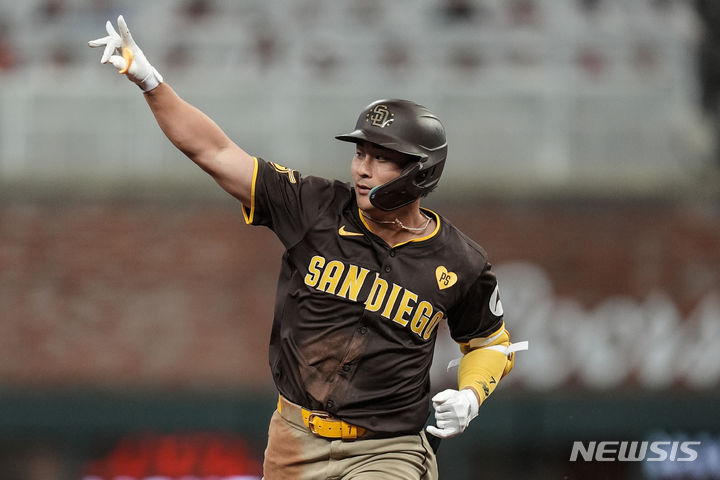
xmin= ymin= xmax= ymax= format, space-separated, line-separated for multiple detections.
xmin=137 ymin=66 xmax=163 ymax=93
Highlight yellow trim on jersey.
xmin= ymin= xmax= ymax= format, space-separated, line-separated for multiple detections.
xmin=458 ymin=323 xmax=507 ymax=355
xmin=242 ymin=156 xmax=259 ymax=225
xmin=358 ymin=209 xmax=373 ymax=231
xmin=357 ymin=207 xmax=440 ymax=248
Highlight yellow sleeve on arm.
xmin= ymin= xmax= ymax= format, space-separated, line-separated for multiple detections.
xmin=457 ymin=324 xmax=516 ymax=406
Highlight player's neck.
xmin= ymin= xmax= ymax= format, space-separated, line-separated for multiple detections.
xmin=360 ymin=204 xmax=434 ymax=245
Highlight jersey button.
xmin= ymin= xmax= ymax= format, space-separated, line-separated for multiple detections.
xmin=384 ymin=265 xmax=392 ymax=273
xmin=389 ymin=250 xmax=396 ymax=257
xmin=358 ymin=326 xmax=368 ymax=335
xmin=326 ymin=399 xmax=335 ymax=409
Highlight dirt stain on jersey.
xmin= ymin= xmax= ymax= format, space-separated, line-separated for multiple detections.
xmin=297 ymin=327 xmax=369 ymax=407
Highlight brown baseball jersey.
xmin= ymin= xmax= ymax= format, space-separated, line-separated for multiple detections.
xmin=242 ymin=157 xmax=504 ymax=437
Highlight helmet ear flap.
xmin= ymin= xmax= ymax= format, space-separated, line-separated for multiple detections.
xmin=369 ymin=162 xmax=423 ymax=211
xmin=417 ymin=162 xmax=444 ymax=195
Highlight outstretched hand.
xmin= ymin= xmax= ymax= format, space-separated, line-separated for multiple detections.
xmin=88 ymin=15 xmax=163 ymax=92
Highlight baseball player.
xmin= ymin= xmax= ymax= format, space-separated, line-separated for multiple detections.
xmin=89 ymin=16 xmax=526 ymax=480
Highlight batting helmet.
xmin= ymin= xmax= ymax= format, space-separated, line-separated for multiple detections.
xmin=335 ymin=99 xmax=448 ymax=211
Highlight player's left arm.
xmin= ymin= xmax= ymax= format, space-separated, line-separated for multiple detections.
xmin=427 ymin=266 xmax=527 ymax=439
xmin=456 ymin=322 xmax=516 ymax=406
xmin=426 ymin=324 xmax=520 ymax=439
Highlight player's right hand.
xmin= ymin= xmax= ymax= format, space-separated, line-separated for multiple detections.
xmin=88 ymin=15 xmax=163 ymax=92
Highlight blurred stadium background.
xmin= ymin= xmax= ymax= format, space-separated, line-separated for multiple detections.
xmin=1 ymin=0 xmax=720 ymax=479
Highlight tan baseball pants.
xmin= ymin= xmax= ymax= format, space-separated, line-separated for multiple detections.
xmin=262 ymin=397 xmax=438 ymax=480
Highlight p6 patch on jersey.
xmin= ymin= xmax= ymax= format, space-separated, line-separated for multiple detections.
xmin=435 ymin=266 xmax=457 ymax=290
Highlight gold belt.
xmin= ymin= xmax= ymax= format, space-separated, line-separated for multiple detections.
xmin=277 ymin=395 xmax=367 ymax=440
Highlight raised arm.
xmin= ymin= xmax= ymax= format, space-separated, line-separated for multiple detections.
xmin=142 ymin=83 xmax=255 ymax=204
xmin=88 ymin=15 xmax=255 ymax=205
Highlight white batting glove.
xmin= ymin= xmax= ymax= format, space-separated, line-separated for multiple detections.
xmin=426 ymin=389 xmax=479 ymax=439
xmin=88 ymin=15 xmax=163 ymax=92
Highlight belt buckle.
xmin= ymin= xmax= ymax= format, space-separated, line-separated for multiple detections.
xmin=307 ymin=410 xmax=331 ymax=435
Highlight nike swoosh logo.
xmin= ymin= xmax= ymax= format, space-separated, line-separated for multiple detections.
xmin=339 ymin=225 xmax=363 ymax=237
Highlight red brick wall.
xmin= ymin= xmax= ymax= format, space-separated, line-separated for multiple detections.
xmin=446 ymin=199 xmax=720 ymax=311
xmin=1 ymin=199 xmax=718 ymax=389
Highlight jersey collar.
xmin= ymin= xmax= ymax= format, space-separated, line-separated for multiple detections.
xmin=357 ymin=207 xmax=441 ymax=248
